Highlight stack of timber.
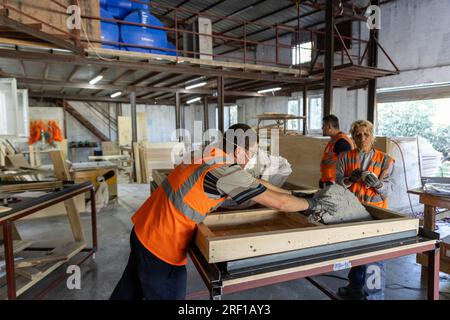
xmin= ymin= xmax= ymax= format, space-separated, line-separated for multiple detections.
xmin=133 ymin=142 xmax=185 ymax=184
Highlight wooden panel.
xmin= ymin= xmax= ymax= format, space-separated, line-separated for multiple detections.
xmin=118 ymin=116 xmax=132 ymax=147
xmin=195 ymin=206 xmax=419 ymax=263
xmin=137 ymin=112 xmax=148 ymax=142
xmin=278 ymin=135 xmax=330 ymax=188
xmin=102 ymin=141 xmax=120 ymax=156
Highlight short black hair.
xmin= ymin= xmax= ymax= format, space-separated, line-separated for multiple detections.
xmin=222 ymin=123 xmax=258 ymax=154
xmin=323 ymin=114 xmax=340 ymax=129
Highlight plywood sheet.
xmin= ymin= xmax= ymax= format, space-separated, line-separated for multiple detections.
xmin=118 ymin=116 xmax=132 ymax=147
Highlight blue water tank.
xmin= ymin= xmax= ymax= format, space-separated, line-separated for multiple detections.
xmin=121 ymin=10 xmax=167 ymax=54
xmin=105 ymin=0 xmax=149 ymax=19
xmin=100 ymin=8 xmax=120 ymax=50
xmin=152 ymin=41 xmax=176 ymax=56
xmin=100 ymin=0 xmax=107 ymax=10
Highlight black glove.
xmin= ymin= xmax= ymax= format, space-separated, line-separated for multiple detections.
xmin=348 ymin=169 xmax=363 ymax=183
xmin=363 ymin=172 xmax=383 ymax=189
xmin=291 ymin=191 xmax=314 ymax=198
xmin=306 ymin=197 xmax=338 ymax=215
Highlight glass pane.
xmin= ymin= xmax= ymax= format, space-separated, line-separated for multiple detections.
xmin=0 ymin=78 xmax=18 ymax=137
xmin=17 ymin=89 xmax=29 ymax=138
xmin=309 ymin=96 xmax=323 ymax=130
xmin=229 ymin=105 xmax=238 ymax=127
xmin=287 ymin=100 xmax=299 ymax=130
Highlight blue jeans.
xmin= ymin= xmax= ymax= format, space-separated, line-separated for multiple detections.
xmin=348 ymin=262 xmax=386 ymax=300
xmin=110 ymin=228 xmax=187 ymax=300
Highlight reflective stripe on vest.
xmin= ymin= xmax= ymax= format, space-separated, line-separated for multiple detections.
xmin=320 ymin=132 xmax=354 ymax=182
xmin=343 ymin=149 xmax=394 ymax=208
xmin=160 ymin=155 xmax=229 ymax=223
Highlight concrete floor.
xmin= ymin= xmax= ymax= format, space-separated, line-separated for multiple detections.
xmin=10 ymin=184 xmax=450 ymax=300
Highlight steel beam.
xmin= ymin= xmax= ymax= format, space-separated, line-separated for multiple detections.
xmin=367 ymin=0 xmax=380 ymax=123
xmin=323 ymin=0 xmax=334 ymax=117
xmin=130 ymin=91 xmax=137 ymax=143
xmin=217 ymin=76 xmax=224 ymax=133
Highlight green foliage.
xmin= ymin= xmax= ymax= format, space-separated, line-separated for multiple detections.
xmin=377 ymin=101 xmax=450 ymax=157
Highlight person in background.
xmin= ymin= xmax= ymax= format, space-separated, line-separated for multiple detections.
xmin=320 ymin=115 xmax=354 ymax=188
xmin=336 ymin=119 xmax=395 ymax=300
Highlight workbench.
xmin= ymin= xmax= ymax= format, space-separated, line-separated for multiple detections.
xmin=408 ymin=187 xmax=450 ymax=276
xmin=189 ymin=227 xmax=440 ymax=300
xmin=0 ymin=181 xmax=97 ymax=300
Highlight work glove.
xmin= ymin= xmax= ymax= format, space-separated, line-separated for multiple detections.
xmin=363 ymin=171 xmax=383 ymax=189
xmin=306 ymin=197 xmax=338 ymax=216
xmin=348 ymin=169 xmax=363 ymax=183
xmin=291 ymin=191 xmax=314 ymax=198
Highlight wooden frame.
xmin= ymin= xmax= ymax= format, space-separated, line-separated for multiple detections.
xmin=194 ymin=205 xmax=419 ymax=263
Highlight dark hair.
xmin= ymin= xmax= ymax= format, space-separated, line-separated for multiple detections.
xmin=323 ymin=114 xmax=340 ymax=129
xmin=222 ymin=123 xmax=258 ymax=154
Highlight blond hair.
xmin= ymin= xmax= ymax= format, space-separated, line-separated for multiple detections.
xmin=350 ymin=120 xmax=375 ymax=143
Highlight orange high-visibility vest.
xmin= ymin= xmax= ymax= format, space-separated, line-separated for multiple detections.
xmin=342 ymin=149 xmax=394 ymax=208
xmin=132 ymin=148 xmax=230 ymax=266
xmin=320 ymin=132 xmax=355 ymax=183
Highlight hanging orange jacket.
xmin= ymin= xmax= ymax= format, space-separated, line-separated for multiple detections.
xmin=132 ymin=148 xmax=230 ymax=266
xmin=48 ymin=120 xmax=63 ymax=142
xmin=341 ymin=149 xmax=394 ymax=208
xmin=29 ymin=120 xmax=45 ymax=145
xmin=320 ymin=132 xmax=355 ymax=184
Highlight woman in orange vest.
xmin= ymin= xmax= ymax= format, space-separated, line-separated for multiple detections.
xmin=320 ymin=115 xmax=354 ymax=188
xmin=110 ymin=124 xmax=336 ymax=300
xmin=336 ymin=120 xmax=395 ymax=300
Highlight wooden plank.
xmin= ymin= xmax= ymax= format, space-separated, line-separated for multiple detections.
xmin=197 ymin=206 xmax=419 ymax=263
xmin=101 ymin=141 xmax=120 ymax=156
xmin=118 ymin=116 xmax=132 ymax=147
xmin=0 ymin=206 xmax=12 ymax=213
xmin=0 ymin=181 xmax=63 ymax=193
xmin=137 ymin=112 xmax=148 ymax=142
xmin=0 ymin=240 xmax=32 ymax=258
xmin=204 ymin=218 xmax=418 ymax=263
xmin=5 ymin=154 xmax=30 ymax=169
xmin=2 ymin=255 xmax=66 ymax=270
xmin=0 ymin=239 xmax=85 ymax=299
xmin=15 ymin=267 xmax=42 ymax=281
xmin=420 ymin=194 xmax=450 ymax=211
xmin=49 ymin=151 xmax=85 ymax=242
xmin=88 ymin=155 xmax=129 ymax=161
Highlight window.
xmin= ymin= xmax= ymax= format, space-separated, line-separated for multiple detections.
xmin=308 ymin=95 xmax=323 ymax=132
xmin=291 ymin=42 xmax=312 ymax=66
xmin=287 ymin=99 xmax=300 ymax=130
xmin=216 ymin=105 xmax=238 ymax=130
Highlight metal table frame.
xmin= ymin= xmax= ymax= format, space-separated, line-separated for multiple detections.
xmin=189 ymin=228 xmax=440 ymax=300
xmin=1 ymin=182 xmax=97 ymax=300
